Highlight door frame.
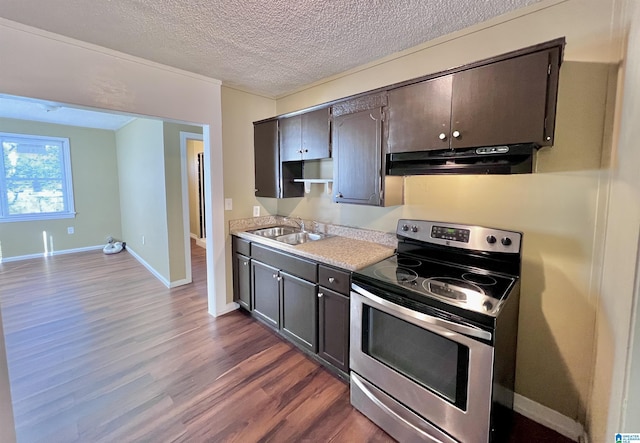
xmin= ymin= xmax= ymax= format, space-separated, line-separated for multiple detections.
xmin=180 ymin=131 xmax=204 ymax=283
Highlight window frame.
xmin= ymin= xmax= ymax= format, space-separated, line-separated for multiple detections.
xmin=0 ymin=132 xmax=76 ymax=223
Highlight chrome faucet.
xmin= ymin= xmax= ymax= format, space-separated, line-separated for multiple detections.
xmin=285 ymin=216 xmax=305 ymax=232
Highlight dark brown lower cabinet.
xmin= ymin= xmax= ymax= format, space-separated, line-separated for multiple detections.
xmin=233 ymin=235 xmax=351 ymax=375
xmin=318 ymin=287 xmax=350 ymax=372
xmin=233 ymin=253 xmax=251 ymax=310
xmin=251 ymin=260 xmax=280 ymax=329
xmin=280 ymin=271 xmax=318 ymax=353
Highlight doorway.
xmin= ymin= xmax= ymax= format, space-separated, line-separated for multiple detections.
xmin=181 ymin=132 xmax=206 ymax=250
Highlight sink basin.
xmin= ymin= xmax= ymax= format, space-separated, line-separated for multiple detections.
xmin=249 ymin=226 xmax=300 ymax=238
xmin=274 ymin=232 xmax=331 ymax=245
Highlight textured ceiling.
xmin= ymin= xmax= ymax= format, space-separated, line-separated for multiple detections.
xmin=0 ymin=0 xmax=543 ymax=98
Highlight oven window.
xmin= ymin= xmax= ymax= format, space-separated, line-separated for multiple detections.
xmin=362 ymin=306 xmax=469 ymax=409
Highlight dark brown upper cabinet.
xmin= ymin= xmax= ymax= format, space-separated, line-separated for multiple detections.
xmin=253 ymin=119 xmax=303 ymax=198
xmin=332 ymin=95 xmax=403 ymax=207
xmin=253 ymin=119 xmax=279 ymax=197
xmin=280 ymin=107 xmax=331 ymax=161
xmin=386 ymin=47 xmax=561 ymax=154
xmin=386 ymin=75 xmax=453 ymax=153
xmin=333 ymin=106 xmax=382 ymax=206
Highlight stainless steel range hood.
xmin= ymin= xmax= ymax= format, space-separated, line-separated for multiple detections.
xmin=386 ymin=144 xmax=536 ymax=176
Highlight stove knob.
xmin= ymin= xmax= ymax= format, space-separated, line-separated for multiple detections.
xmin=501 ymin=237 xmax=512 ymax=246
xmin=483 ymin=301 xmax=494 ymax=312
xmin=486 ymin=235 xmax=497 ymax=244
xmin=401 ymin=224 xmax=409 ymax=232
xmin=411 ymin=225 xmax=419 ymax=233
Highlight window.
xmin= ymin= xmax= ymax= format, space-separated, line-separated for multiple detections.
xmin=0 ymin=132 xmax=75 ymax=222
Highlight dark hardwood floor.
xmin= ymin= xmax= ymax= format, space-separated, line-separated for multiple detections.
xmin=0 ymin=241 xmax=574 ymax=442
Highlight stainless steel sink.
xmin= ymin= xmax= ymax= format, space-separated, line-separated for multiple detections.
xmin=274 ymin=232 xmax=331 ymax=245
xmin=249 ymin=226 xmax=300 ymax=238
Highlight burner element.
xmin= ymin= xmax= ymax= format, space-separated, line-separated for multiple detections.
xmin=397 ymin=258 xmax=422 ymax=268
xmin=462 ymin=273 xmax=497 ymax=286
xmin=373 ymin=266 xmax=418 ymax=284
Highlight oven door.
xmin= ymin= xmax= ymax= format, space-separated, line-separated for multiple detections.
xmin=350 ymin=284 xmax=494 ymax=443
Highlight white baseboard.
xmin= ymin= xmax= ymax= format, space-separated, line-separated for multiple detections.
xmin=126 ymin=247 xmax=195 ymax=289
xmin=514 ymin=393 xmax=585 ymax=442
xmin=125 ymin=247 xmax=171 ymax=288
xmin=169 ymin=278 xmax=192 ymax=288
xmin=2 ymin=245 xmax=193 ymax=290
xmin=209 ymin=302 xmax=239 ymax=317
xmin=0 ymin=245 xmax=103 ymax=263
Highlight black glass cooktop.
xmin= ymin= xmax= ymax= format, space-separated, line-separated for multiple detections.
xmin=353 ymin=253 xmax=517 ymax=318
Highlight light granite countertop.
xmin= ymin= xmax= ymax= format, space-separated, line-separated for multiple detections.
xmin=230 ymin=216 xmax=397 ymax=271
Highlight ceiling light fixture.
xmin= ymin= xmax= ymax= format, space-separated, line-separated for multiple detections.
xmin=39 ymin=104 xmax=62 ymax=112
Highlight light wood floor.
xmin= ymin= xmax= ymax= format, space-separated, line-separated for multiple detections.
xmin=0 ymin=242 xmax=573 ymax=442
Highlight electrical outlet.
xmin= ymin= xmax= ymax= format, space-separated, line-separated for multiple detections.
xmin=253 ymin=206 xmax=260 ymax=217
xmin=67 ymin=226 xmax=74 ymax=234
xmin=142 ymin=235 xmax=145 ymax=245
xmin=225 ymin=198 xmax=233 ymax=210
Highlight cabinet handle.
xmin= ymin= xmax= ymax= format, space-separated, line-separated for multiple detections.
xmin=243 ymin=261 xmax=248 ymax=266
xmin=318 ymin=292 xmax=324 ymax=298
xmin=328 ymin=277 xmax=335 ymax=284
xmin=438 ymin=133 xmax=447 ymax=141
xmin=277 ymin=276 xmax=282 ymax=281
xmin=304 ymin=149 xmax=308 ymax=153
xmin=298 ymin=149 xmax=302 ymax=154
xmin=272 ymin=273 xmax=278 ymax=279
xmin=335 ymin=193 xmax=343 ymax=199
xmin=452 ymin=130 xmax=461 ymax=139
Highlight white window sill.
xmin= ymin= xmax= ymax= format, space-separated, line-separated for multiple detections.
xmin=0 ymin=212 xmax=77 ymax=223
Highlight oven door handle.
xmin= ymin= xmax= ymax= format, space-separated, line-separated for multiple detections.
xmin=352 ymin=283 xmax=492 ymax=341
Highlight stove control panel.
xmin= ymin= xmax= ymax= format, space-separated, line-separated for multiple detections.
xmin=397 ymin=219 xmax=522 ymax=254
xmin=431 ymin=226 xmax=470 ymax=243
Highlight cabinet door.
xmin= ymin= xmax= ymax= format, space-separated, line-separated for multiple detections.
xmin=253 ymin=120 xmax=279 ymax=198
xmin=251 ymin=260 xmax=280 ymax=329
xmin=450 ymin=50 xmax=551 ymax=149
xmin=318 ymin=287 xmax=349 ymax=372
xmin=302 ymin=107 xmax=331 ymax=160
xmin=280 ymin=271 xmax=318 ymax=353
xmin=233 ymin=253 xmax=252 ymax=311
xmin=280 ymin=115 xmax=302 ymax=162
xmin=333 ymin=107 xmax=382 ymax=206
xmin=386 ymin=75 xmax=453 ymax=153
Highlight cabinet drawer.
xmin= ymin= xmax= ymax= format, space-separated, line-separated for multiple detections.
xmin=251 ymin=243 xmax=317 ymax=282
xmin=318 ymin=265 xmax=350 ymax=295
xmin=232 ymin=236 xmax=251 ymax=256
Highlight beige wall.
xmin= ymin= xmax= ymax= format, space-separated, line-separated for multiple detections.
xmin=116 ymin=118 xmax=171 ymax=280
xmin=115 ymin=120 xmax=201 ymax=285
xmin=162 ymin=123 xmax=202 ymax=282
xmin=221 ymin=86 xmax=277 ymax=302
xmin=187 ymin=139 xmax=204 ymax=237
xmin=221 ymin=86 xmax=277 ymax=221
xmin=0 ymin=118 xmax=122 ymax=259
xmin=591 ymin=0 xmax=640 ymax=439
xmin=261 ymin=0 xmax=624 ymax=431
